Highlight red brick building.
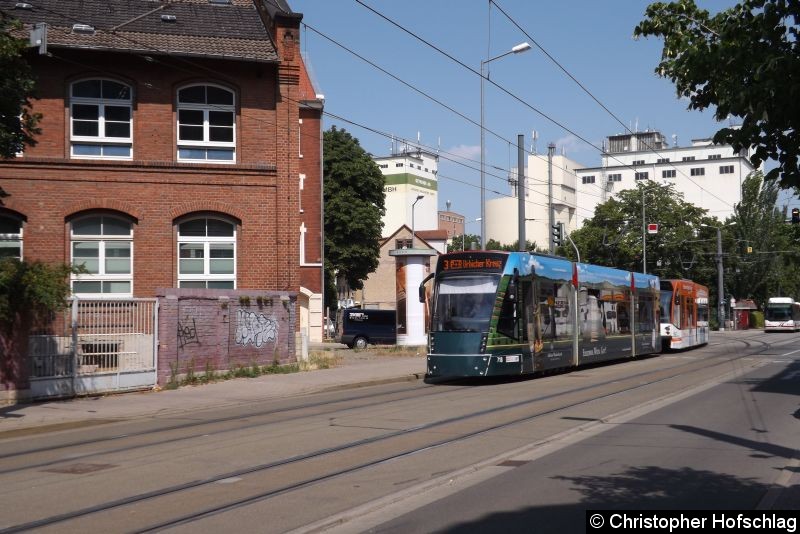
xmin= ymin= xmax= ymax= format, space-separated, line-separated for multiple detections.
xmin=0 ymin=0 xmax=324 ymax=395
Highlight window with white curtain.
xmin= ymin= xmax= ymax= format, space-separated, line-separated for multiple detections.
xmin=177 ymin=217 xmax=236 ymax=288
xmin=0 ymin=216 xmax=23 ymax=260
xmin=71 ymin=215 xmax=133 ymax=296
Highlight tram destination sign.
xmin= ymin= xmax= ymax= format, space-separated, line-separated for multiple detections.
xmin=439 ymin=252 xmax=506 ymax=272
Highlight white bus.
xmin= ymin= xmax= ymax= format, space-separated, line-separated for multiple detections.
xmin=764 ymin=297 xmax=800 ymax=332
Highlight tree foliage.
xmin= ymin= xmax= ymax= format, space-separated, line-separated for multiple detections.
xmin=0 ymin=13 xmax=40 ymax=159
xmin=323 ymin=126 xmax=385 ymax=301
xmin=565 ymin=181 xmax=719 ymax=281
xmin=635 ymin=0 xmax=800 ymax=189
xmin=726 ymin=172 xmax=800 ymax=303
xmin=0 ymin=259 xmax=74 ymax=333
xmin=447 ymin=234 xmax=482 ymax=252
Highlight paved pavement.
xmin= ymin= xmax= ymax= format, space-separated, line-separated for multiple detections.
xmin=0 ymin=343 xmax=427 ymax=438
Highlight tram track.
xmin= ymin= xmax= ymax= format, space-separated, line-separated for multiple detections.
xmin=1 ymin=331 xmax=792 ymax=533
xmin=0 ymin=331 xmax=778 ymax=476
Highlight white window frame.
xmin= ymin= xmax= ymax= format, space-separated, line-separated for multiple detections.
xmin=176 ymin=84 xmax=236 ymax=164
xmin=70 ymin=78 xmax=133 ymax=160
xmin=70 ymin=215 xmax=134 ymax=298
xmin=177 ymin=217 xmax=237 ymax=289
xmin=0 ymin=216 xmax=23 ymax=261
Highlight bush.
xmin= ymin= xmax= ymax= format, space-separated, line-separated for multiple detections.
xmin=750 ymin=311 xmax=764 ymax=329
xmin=0 ymin=259 xmax=76 ymax=332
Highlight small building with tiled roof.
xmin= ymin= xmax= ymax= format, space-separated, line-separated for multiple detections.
xmin=345 ymin=225 xmax=440 ymax=311
xmin=0 ymin=0 xmax=324 ymax=400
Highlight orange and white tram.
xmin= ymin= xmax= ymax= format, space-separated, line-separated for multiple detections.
xmin=659 ymin=279 xmax=710 ymax=350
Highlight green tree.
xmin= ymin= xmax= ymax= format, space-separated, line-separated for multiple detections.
xmin=566 ymin=182 xmax=718 ymax=285
xmin=635 ymin=0 xmax=800 ymax=189
xmin=447 ymin=233 xmax=483 ymax=252
xmin=1 ymin=13 xmax=40 ymax=159
xmin=726 ymin=172 xmax=800 ymax=304
xmin=0 ymin=259 xmax=75 ymax=388
xmin=484 ymin=238 xmax=541 ymax=253
xmin=323 ymin=126 xmax=385 ymax=309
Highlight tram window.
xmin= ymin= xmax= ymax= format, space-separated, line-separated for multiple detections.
xmin=673 ymin=300 xmax=681 ymax=328
xmin=638 ymin=294 xmax=655 ymax=331
xmin=497 ymin=282 xmax=518 ymax=339
xmin=536 ymin=280 xmax=573 ymax=342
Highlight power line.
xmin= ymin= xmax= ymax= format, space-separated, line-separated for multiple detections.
xmin=353 ymin=0 xmax=736 ymax=208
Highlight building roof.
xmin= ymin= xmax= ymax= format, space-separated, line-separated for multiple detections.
xmin=1 ymin=0 xmax=283 ymax=63
xmin=416 ymin=229 xmax=448 ymax=241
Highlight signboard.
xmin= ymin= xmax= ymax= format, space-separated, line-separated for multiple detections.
xmin=647 ymin=223 xmax=659 ymax=234
xmin=439 ymin=252 xmax=506 ymax=273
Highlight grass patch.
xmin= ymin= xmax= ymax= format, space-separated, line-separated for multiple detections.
xmin=164 ymin=353 xmax=343 ymax=390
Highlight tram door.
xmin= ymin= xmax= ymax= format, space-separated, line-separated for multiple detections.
xmin=521 ymin=278 xmax=536 ymax=373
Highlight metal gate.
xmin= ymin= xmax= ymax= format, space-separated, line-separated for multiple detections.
xmin=28 ymin=298 xmax=158 ymax=400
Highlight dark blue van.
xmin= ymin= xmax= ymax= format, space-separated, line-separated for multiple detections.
xmin=336 ymin=308 xmax=397 ymax=349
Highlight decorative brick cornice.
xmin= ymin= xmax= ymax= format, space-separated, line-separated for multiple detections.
xmin=63 ymin=199 xmax=143 ymax=221
xmin=168 ymin=201 xmax=245 ymax=223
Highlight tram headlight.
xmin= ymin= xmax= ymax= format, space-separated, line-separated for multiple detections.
xmin=480 ymin=333 xmax=488 ymax=353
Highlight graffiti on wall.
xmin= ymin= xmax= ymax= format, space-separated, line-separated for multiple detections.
xmin=178 ymin=317 xmax=199 ymax=349
xmin=235 ymin=309 xmax=278 ymax=348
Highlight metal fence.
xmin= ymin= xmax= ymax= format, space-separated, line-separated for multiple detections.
xmin=28 ymin=298 xmax=158 ymax=398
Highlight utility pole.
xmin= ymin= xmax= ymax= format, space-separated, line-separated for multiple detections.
xmin=716 ymin=227 xmax=725 ymax=331
xmin=547 ymin=143 xmax=555 ymax=254
xmin=517 ymin=134 xmax=526 ymax=251
xmin=642 ymin=187 xmax=647 ymax=274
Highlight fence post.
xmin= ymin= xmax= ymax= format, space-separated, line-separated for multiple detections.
xmin=71 ymin=298 xmax=78 ymax=396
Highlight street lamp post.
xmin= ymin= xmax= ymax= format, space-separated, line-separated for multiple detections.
xmin=480 ymin=41 xmax=531 ymax=250
xmin=411 ymin=195 xmax=424 ymax=249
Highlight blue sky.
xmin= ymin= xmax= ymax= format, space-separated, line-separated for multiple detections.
xmin=290 ymin=0 xmax=796 ymax=222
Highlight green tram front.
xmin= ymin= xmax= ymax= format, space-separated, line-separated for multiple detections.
xmin=423 ymin=251 xmax=536 ymax=378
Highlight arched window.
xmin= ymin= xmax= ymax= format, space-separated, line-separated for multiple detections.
xmin=70 ymin=79 xmax=132 ymax=159
xmin=177 ymin=84 xmax=235 ymax=163
xmin=0 ymin=216 xmax=23 ymax=260
xmin=177 ymin=217 xmax=236 ymax=288
xmin=71 ymin=215 xmax=133 ymax=296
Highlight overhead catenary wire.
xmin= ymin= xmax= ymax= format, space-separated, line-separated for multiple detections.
xmin=352 ymin=0 xmax=737 ymax=208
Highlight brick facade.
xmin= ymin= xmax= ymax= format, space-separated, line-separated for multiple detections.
xmin=157 ymin=288 xmax=297 ymax=386
xmin=0 ymin=0 xmax=324 ymax=397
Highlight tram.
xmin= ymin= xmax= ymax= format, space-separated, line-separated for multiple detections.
xmin=764 ymin=297 xmax=800 ymax=332
xmin=659 ymin=279 xmax=710 ymax=350
xmin=419 ymin=251 xmax=660 ymax=378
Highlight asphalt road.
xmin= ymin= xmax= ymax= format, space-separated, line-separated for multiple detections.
xmin=0 ymin=331 xmax=797 ymax=533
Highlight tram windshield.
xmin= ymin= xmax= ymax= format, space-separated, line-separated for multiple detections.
xmin=432 ymin=274 xmax=499 ymax=332
xmin=659 ymin=290 xmax=673 ymax=323
xmin=765 ymin=303 xmax=792 ymax=321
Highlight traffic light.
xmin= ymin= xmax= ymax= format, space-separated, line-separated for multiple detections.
xmin=552 ymin=222 xmax=564 ymax=246
xmin=792 ymin=207 xmax=800 ymax=224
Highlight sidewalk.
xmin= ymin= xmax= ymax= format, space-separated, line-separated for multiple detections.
xmin=0 ymin=347 xmax=427 ymax=438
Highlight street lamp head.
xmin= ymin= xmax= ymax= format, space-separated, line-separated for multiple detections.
xmin=416 ymin=194 xmax=424 ymax=201
xmin=512 ymin=42 xmax=532 ymax=54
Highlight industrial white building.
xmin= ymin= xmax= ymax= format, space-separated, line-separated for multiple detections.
xmin=575 ymin=130 xmax=756 ymax=226
xmin=485 ymin=149 xmax=583 ymax=250
xmin=373 ymin=146 xmax=439 ymax=238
